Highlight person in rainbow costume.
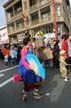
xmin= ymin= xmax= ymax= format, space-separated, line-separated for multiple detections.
xmin=18 ymin=33 xmax=45 ymax=101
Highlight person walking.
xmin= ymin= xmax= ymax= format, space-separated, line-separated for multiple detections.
xmin=2 ymin=45 xmax=10 ymax=67
xmin=18 ymin=33 xmax=45 ymax=101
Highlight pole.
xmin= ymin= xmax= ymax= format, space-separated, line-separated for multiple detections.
xmin=53 ymin=0 xmax=58 ymax=38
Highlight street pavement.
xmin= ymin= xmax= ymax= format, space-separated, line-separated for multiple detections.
xmin=0 ymin=60 xmax=71 ymax=108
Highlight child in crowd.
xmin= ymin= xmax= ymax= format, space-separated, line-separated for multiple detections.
xmin=2 ymin=45 xmax=10 ymax=67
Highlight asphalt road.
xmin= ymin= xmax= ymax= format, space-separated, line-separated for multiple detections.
xmin=0 ymin=60 xmax=71 ymax=108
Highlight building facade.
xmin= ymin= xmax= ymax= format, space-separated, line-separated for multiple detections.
xmin=0 ymin=26 xmax=9 ymax=45
xmin=3 ymin=0 xmax=70 ymax=43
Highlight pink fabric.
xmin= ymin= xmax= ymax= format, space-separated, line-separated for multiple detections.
xmin=13 ymin=74 xmax=22 ymax=82
xmin=21 ymin=46 xmax=29 ymax=69
xmin=61 ymin=40 xmax=69 ymax=59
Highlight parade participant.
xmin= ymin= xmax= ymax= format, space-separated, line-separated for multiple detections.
xmin=59 ymin=50 xmax=68 ymax=82
xmin=18 ymin=34 xmax=45 ymax=101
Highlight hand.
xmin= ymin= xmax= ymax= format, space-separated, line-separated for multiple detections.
xmin=29 ymin=64 xmax=34 ymax=70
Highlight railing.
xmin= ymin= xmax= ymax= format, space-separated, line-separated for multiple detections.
xmin=16 ymin=25 xmax=24 ymax=31
xmin=30 ymin=4 xmax=38 ymax=11
xmin=31 ymin=20 xmax=39 ymax=25
xmin=8 ymin=29 xmax=14 ymax=34
xmin=41 ymin=16 xmax=52 ymax=22
xmin=39 ymin=0 xmax=50 ymax=6
xmin=7 ymin=12 xmax=22 ymax=22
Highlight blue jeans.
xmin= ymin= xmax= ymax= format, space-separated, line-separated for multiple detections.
xmin=11 ymin=58 xmax=16 ymax=65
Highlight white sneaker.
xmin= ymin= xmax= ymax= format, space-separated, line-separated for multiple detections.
xmin=33 ymin=93 xmax=42 ymax=99
xmin=45 ymin=93 xmax=50 ymax=96
xmin=64 ymin=78 xmax=68 ymax=82
xmin=22 ymin=94 xmax=27 ymax=101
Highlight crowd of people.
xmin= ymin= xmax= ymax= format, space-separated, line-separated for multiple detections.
xmin=0 ymin=32 xmax=71 ymax=101
xmin=0 ymin=44 xmax=22 ymax=67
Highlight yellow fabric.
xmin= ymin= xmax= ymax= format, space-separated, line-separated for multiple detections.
xmin=59 ymin=56 xmax=67 ymax=78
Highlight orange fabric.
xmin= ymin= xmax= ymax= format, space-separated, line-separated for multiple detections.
xmin=22 ymin=47 xmax=28 ymax=53
xmin=2 ymin=48 xmax=10 ymax=56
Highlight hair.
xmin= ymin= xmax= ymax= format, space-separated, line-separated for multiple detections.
xmin=33 ymin=38 xmax=36 ymax=41
xmin=61 ymin=33 xmax=69 ymax=40
xmin=23 ymin=37 xmax=30 ymax=45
